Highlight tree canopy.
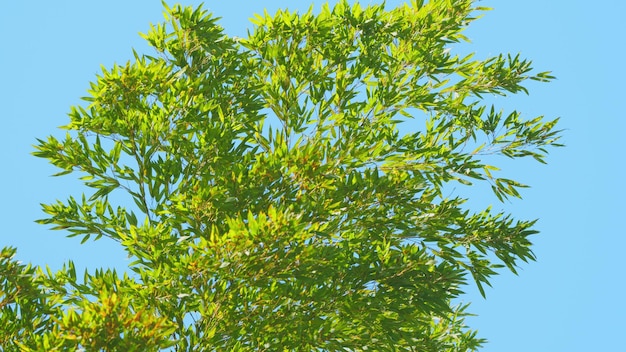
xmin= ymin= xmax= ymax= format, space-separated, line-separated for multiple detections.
xmin=1 ymin=1 xmax=561 ymax=350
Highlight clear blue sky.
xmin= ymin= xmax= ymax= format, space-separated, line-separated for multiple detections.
xmin=1 ymin=1 xmax=623 ymax=351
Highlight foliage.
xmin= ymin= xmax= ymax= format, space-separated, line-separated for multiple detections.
xmin=2 ymin=1 xmax=561 ymax=350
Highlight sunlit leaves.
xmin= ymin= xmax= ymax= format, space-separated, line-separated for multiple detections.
xmin=5 ymin=0 xmax=562 ymax=350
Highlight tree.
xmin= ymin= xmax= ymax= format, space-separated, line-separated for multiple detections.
xmin=1 ymin=1 xmax=561 ymax=350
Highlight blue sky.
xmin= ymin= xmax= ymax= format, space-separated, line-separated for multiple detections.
xmin=1 ymin=1 xmax=623 ymax=351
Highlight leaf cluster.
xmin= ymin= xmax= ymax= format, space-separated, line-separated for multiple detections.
xmin=5 ymin=1 xmax=561 ymax=350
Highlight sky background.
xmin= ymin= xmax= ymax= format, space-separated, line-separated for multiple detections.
xmin=1 ymin=1 xmax=623 ymax=351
